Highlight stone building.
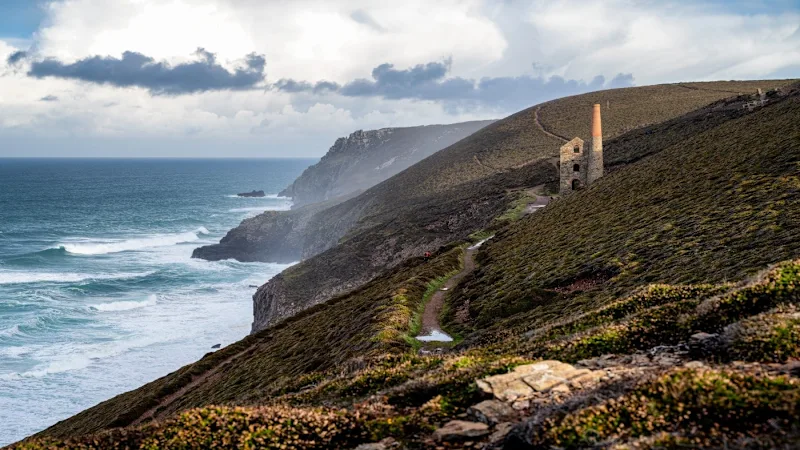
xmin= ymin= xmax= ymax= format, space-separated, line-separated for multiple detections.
xmin=559 ymin=104 xmax=604 ymax=195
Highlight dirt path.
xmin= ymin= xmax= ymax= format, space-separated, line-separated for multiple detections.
xmin=418 ymin=240 xmax=487 ymax=341
xmin=129 ymin=345 xmax=253 ymax=426
xmin=534 ymin=106 xmax=570 ymax=143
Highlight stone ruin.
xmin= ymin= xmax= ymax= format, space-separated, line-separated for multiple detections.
xmin=559 ymin=104 xmax=604 ymax=195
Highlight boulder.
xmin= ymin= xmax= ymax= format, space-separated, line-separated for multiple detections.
xmin=432 ymin=420 xmax=490 ymax=442
xmin=488 ymin=422 xmax=515 ymax=446
xmin=689 ymin=332 xmax=720 ymax=357
xmin=467 ymin=400 xmax=517 ymax=426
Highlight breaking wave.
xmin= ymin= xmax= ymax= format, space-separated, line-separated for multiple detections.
xmin=56 ymin=228 xmax=210 ymax=255
xmin=89 ymin=294 xmax=158 ymax=312
xmin=0 ymin=271 xmax=155 ymax=285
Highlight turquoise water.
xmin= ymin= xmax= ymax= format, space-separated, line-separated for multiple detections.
xmin=0 ymin=158 xmax=313 ymax=445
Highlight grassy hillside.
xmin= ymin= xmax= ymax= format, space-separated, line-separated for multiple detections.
xmin=16 ymin=81 xmax=800 ymax=449
xmin=253 ymin=80 xmax=794 ymax=332
xmin=443 ymin=82 xmax=800 ymax=342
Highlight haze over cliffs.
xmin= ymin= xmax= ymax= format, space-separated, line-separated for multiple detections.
xmin=192 ymin=120 xmax=493 ymax=263
xmin=280 ymin=121 xmax=494 ymax=208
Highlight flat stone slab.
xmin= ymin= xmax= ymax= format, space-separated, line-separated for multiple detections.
xmin=433 ymin=420 xmax=490 ymax=442
xmin=477 ymin=360 xmax=604 ymax=400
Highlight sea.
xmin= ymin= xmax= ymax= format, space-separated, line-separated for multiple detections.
xmin=0 ymin=158 xmax=314 ymax=445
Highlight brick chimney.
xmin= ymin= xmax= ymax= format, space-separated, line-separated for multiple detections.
xmin=588 ymin=104 xmax=604 ymax=184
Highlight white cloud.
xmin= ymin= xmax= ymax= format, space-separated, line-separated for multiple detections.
xmin=0 ymin=0 xmax=798 ymax=156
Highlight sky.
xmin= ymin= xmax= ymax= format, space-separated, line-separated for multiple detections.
xmin=0 ymin=0 xmax=798 ymax=157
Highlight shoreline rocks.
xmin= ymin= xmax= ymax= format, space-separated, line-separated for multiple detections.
xmin=237 ymin=190 xmax=265 ymax=197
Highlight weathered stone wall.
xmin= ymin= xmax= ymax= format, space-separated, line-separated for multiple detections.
xmin=559 ymin=137 xmax=587 ymax=195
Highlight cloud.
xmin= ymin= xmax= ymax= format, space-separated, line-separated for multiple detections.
xmin=7 ymin=50 xmax=28 ymax=65
xmin=40 ymin=95 xmax=59 ymax=102
xmin=273 ymin=60 xmax=636 ymax=111
xmin=350 ymin=9 xmax=386 ymax=33
xmin=27 ymin=48 xmax=267 ymax=95
xmin=274 ymin=79 xmax=340 ymax=94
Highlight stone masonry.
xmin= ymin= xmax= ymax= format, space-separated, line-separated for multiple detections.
xmin=559 ymin=104 xmax=604 ymax=195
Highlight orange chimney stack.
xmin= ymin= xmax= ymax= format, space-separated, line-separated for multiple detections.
xmin=592 ymin=103 xmax=602 ymax=137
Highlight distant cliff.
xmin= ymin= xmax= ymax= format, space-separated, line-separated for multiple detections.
xmin=279 ymin=121 xmax=494 ymax=207
xmin=193 ymin=120 xmax=493 ymax=263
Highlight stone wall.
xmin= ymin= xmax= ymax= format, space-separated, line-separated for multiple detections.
xmin=559 ymin=137 xmax=587 ymax=195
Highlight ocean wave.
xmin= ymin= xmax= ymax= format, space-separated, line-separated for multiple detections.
xmin=89 ymin=294 xmax=158 ymax=312
xmin=0 ymin=271 xmax=156 ymax=285
xmin=0 ymin=325 xmax=22 ymax=338
xmin=56 ymin=228 xmax=210 ymax=255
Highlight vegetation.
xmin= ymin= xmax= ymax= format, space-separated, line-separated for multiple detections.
xmin=445 ymin=85 xmax=800 ymax=342
xmin=535 ymin=368 xmax=800 ymax=449
xmin=251 ymin=80 xmax=793 ymax=335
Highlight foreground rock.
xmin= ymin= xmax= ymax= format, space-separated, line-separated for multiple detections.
xmin=237 ymin=190 xmax=265 ymax=197
xmin=432 ymin=420 xmax=490 ymax=442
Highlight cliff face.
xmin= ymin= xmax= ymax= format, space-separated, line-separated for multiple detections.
xmin=279 ymin=121 xmax=494 ymax=208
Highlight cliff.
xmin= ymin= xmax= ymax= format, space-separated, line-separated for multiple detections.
xmin=279 ymin=121 xmax=494 ymax=208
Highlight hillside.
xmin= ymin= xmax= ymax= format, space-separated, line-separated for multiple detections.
xmin=280 ymin=121 xmax=495 ymax=208
xmin=15 ymin=80 xmax=800 ymax=450
xmin=250 ymin=80 xmax=794 ymax=332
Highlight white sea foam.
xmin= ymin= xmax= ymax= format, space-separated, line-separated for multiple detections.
xmin=90 ymin=294 xmax=158 ymax=312
xmin=0 ymin=271 xmax=155 ymax=285
xmin=228 ymin=205 xmax=290 ymax=213
xmin=0 ymin=325 xmax=22 ymax=338
xmin=57 ymin=228 xmax=210 ymax=255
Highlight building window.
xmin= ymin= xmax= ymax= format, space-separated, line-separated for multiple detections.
xmin=573 ymin=164 xmax=580 ymax=172
xmin=572 ymin=179 xmax=582 ymax=190
xmin=573 ymin=146 xmax=580 ymax=153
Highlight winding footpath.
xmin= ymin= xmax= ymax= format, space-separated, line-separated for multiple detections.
xmin=417 ymin=238 xmax=489 ymax=342
xmin=534 ymin=106 xmax=570 ymax=143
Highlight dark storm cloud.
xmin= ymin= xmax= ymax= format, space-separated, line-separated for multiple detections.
xmin=350 ymin=9 xmax=386 ymax=32
xmin=27 ymin=48 xmax=267 ymax=95
xmin=40 ymin=95 xmax=58 ymax=102
xmin=7 ymin=50 xmax=27 ymax=65
xmin=274 ymin=59 xmax=636 ymax=111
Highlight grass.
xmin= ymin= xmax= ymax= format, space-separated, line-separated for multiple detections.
xmin=533 ymin=368 xmax=800 ymax=449
xmin=445 ymin=86 xmax=800 ymax=342
xmin=247 ymin=81 xmax=794 ymax=333
xmin=401 ymin=268 xmax=461 ymax=351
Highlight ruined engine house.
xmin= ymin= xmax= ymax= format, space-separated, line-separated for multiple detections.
xmin=559 ymin=104 xmax=604 ymax=195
